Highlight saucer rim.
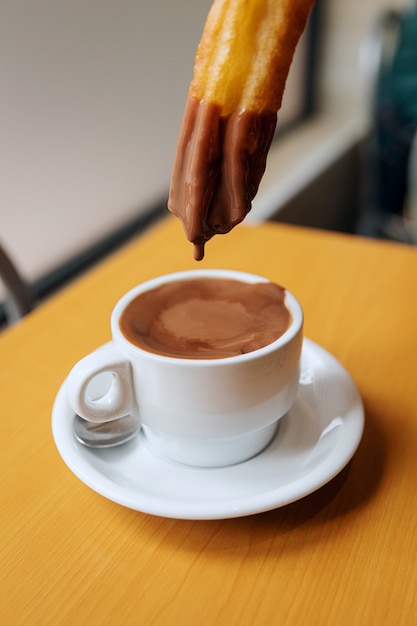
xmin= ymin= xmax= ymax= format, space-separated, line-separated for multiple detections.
xmin=52 ymin=338 xmax=364 ymax=520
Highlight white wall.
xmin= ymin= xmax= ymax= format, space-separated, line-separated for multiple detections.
xmin=318 ymin=0 xmax=410 ymax=116
xmin=0 ymin=1 xmax=207 ymax=280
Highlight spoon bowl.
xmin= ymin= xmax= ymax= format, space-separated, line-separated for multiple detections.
xmin=73 ymin=413 xmax=140 ymax=448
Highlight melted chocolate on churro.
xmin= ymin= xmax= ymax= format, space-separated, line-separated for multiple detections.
xmin=168 ymin=97 xmax=277 ymax=260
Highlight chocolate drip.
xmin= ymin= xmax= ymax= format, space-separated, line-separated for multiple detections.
xmin=168 ymin=97 xmax=277 ymax=260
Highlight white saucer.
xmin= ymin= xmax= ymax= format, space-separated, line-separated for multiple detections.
xmin=52 ymin=339 xmax=364 ymax=520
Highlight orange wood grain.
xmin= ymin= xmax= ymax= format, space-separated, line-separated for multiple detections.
xmin=1 ymin=219 xmax=417 ymax=625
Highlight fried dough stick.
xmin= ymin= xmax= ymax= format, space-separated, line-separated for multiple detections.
xmin=169 ymin=0 xmax=316 ymax=260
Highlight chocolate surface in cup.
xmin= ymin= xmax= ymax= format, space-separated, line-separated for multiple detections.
xmin=119 ymin=277 xmax=291 ymax=359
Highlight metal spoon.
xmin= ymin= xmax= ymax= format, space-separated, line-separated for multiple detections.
xmin=73 ymin=413 xmax=140 ymax=448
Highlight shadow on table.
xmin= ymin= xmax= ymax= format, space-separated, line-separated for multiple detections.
xmin=140 ymin=406 xmax=386 ymax=553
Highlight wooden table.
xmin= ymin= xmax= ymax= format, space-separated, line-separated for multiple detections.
xmin=1 ymin=218 xmax=417 ymax=625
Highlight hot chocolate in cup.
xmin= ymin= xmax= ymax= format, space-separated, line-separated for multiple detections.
xmin=67 ymin=269 xmax=303 ymax=467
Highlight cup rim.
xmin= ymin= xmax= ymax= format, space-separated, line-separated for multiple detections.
xmin=111 ymin=269 xmax=303 ymax=365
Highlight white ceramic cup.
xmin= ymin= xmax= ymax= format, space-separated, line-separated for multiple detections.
xmin=66 ymin=269 xmax=303 ymax=467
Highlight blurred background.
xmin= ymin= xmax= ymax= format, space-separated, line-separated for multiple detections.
xmin=1 ymin=0 xmax=416 ymax=324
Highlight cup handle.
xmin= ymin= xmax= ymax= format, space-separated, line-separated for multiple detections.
xmin=66 ymin=344 xmax=136 ymax=423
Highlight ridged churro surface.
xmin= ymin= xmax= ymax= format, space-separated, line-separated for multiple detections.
xmin=191 ymin=0 xmax=313 ymax=114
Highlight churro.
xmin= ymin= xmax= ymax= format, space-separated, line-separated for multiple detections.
xmin=169 ymin=0 xmax=316 ymax=260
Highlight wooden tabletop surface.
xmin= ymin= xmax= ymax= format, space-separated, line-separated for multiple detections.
xmin=1 ymin=218 xmax=417 ymax=625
